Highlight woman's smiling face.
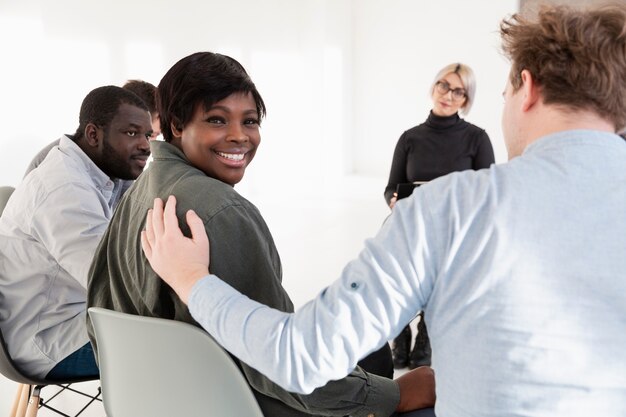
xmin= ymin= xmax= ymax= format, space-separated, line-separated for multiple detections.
xmin=171 ymin=92 xmax=261 ymax=186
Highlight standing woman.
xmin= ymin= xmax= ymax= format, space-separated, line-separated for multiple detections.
xmin=385 ymin=63 xmax=495 ymax=369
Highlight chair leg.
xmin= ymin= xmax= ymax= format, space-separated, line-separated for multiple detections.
xmin=9 ymin=384 xmax=22 ymax=417
xmin=12 ymin=384 xmax=30 ymax=417
xmin=24 ymin=386 xmax=41 ymax=417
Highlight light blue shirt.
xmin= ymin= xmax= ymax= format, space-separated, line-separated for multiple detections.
xmin=0 ymin=136 xmax=129 ymax=377
xmin=187 ymin=130 xmax=626 ymax=416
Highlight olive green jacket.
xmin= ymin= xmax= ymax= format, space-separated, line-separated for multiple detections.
xmin=87 ymin=141 xmax=399 ymax=417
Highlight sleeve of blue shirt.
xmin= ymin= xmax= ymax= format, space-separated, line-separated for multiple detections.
xmin=188 ymin=189 xmax=440 ymax=394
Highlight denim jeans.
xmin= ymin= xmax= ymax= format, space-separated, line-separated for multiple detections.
xmin=45 ymin=342 xmax=99 ymax=381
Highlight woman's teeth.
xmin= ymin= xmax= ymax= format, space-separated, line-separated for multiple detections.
xmin=217 ymin=152 xmax=244 ymax=161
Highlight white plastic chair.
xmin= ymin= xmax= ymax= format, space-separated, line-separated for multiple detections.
xmin=0 ymin=186 xmax=15 ymax=216
xmin=88 ymin=307 xmax=264 ymax=417
xmin=0 ymin=320 xmax=100 ymax=417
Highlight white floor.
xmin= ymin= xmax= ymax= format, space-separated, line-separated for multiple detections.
xmin=1 ymin=173 xmax=401 ymax=416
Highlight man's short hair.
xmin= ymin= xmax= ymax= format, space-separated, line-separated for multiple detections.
xmin=500 ymin=5 xmax=626 ymax=131
xmin=123 ymin=80 xmax=158 ymax=114
xmin=73 ymin=86 xmax=149 ymax=141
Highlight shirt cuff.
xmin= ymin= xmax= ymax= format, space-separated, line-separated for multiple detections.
xmin=353 ymin=373 xmax=400 ymax=417
xmin=188 ymin=274 xmax=224 ymax=310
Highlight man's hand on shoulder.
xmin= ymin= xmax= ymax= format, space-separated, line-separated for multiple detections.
xmin=141 ymin=195 xmax=210 ymax=304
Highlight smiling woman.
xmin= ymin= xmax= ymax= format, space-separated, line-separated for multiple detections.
xmin=172 ymin=92 xmax=261 ymax=186
xmin=85 ymin=51 xmax=416 ymax=417
xmin=157 ymin=52 xmax=266 ymax=186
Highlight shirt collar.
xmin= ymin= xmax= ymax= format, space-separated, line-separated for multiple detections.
xmin=58 ymin=135 xmax=124 ymax=207
xmin=150 ymin=140 xmax=189 ymax=163
xmin=425 ymin=110 xmax=461 ymax=129
xmin=523 ymin=129 xmax=624 ymax=156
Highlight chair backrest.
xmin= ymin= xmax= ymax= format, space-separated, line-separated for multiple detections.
xmin=0 ymin=186 xmax=15 ymax=217
xmin=88 ymin=307 xmax=264 ymax=417
xmin=0 ymin=280 xmax=97 ymax=387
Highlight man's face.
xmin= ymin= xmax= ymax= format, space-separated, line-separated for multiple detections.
xmin=149 ymin=113 xmax=161 ymax=141
xmin=172 ymin=92 xmax=261 ymax=186
xmin=501 ymin=78 xmax=525 ymax=160
xmin=101 ymin=103 xmax=152 ymax=180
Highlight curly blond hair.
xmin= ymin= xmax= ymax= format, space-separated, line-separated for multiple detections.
xmin=501 ymin=4 xmax=626 ymax=131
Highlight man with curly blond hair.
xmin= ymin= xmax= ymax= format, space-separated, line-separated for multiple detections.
xmin=141 ymin=5 xmax=626 ymax=417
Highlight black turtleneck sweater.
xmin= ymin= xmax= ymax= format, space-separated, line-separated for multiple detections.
xmin=384 ymin=111 xmax=495 ymax=204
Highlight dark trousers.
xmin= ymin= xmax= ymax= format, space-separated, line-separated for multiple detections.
xmin=46 ymin=342 xmax=99 ymax=381
xmin=393 ymin=407 xmax=436 ymax=417
xmin=357 ymin=343 xmax=394 ymax=378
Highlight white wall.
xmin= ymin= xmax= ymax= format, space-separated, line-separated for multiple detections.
xmin=0 ymin=0 xmax=518 ymax=410
xmin=351 ymin=1 xmax=514 ymax=176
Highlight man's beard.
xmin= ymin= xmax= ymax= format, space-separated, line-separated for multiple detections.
xmin=101 ymin=139 xmax=138 ymax=180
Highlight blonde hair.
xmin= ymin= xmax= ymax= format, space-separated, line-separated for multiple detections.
xmin=430 ymin=63 xmax=476 ymax=115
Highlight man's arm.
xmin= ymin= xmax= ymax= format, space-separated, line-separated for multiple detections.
xmin=143 ymin=196 xmax=437 ymax=396
xmin=196 ymin=200 xmax=413 ymax=416
xmin=472 ymin=130 xmax=495 ymax=170
xmin=31 ymin=182 xmax=110 ymax=288
xmin=384 ymin=132 xmax=410 ymax=206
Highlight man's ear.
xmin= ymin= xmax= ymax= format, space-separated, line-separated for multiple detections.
xmin=84 ymin=123 xmax=102 ymax=147
xmin=520 ymin=69 xmax=540 ymax=112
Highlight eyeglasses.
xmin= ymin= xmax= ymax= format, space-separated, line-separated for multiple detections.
xmin=435 ymin=81 xmax=466 ymax=101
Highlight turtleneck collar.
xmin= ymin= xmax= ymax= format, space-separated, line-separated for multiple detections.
xmin=425 ymin=110 xmax=462 ymax=129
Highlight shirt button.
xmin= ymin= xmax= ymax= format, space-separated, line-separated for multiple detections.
xmin=350 ymin=282 xmax=359 ymax=289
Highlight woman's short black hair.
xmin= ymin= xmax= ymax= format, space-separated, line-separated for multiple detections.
xmin=157 ymin=52 xmax=266 ymax=143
